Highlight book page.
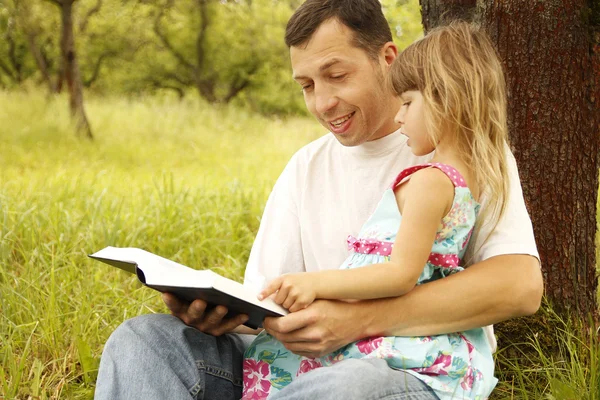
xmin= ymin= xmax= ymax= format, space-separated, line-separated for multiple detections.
xmin=90 ymin=247 xmax=217 ymax=288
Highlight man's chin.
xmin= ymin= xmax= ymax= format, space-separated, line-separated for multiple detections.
xmin=332 ymin=132 xmax=363 ymax=147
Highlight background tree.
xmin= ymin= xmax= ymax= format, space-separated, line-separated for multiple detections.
xmin=0 ymin=0 xmax=423 ymax=117
xmin=47 ymin=0 xmax=93 ymax=139
xmin=419 ymin=0 xmax=600 ymax=317
xmin=0 ymin=0 xmax=38 ymax=88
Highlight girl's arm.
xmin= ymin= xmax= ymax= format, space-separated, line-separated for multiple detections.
xmin=259 ymin=168 xmax=455 ymax=311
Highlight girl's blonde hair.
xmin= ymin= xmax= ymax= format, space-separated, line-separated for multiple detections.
xmin=390 ymin=21 xmax=510 ymax=261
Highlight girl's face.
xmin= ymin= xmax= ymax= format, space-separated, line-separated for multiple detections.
xmin=394 ymin=91 xmax=435 ymax=156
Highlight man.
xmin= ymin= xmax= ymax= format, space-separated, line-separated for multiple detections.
xmin=95 ymin=1 xmax=543 ymax=399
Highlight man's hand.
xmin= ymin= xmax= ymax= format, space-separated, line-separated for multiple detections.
xmin=259 ymin=273 xmax=318 ymax=312
xmin=263 ymin=299 xmax=370 ymax=358
xmin=162 ymin=292 xmax=249 ymax=336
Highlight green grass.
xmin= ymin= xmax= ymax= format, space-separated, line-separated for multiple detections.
xmin=0 ymin=91 xmax=324 ymax=398
xmin=1 ymin=91 xmax=598 ymax=399
xmin=492 ymin=302 xmax=600 ymax=399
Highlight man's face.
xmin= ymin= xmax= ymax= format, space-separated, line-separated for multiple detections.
xmin=290 ymin=19 xmax=400 ymax=146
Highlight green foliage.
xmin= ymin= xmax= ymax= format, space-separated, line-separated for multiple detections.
xmin=0 ymin=0 xmax=422 ymax=115
xmin=382 ymin=0 xmax=424 ymax=50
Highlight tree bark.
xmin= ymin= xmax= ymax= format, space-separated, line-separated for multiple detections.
xmin=59 ymin=0 xmax=93 ymax=139
xmin=420 ymin=0 xmax=477 ymax=31
xmin=420 ymin=0 xmax=600 ymax=317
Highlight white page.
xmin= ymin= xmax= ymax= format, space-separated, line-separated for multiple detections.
xmin=90 ymin=246 xmax=217 ymax=287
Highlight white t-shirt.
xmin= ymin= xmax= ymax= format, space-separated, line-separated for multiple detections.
xmin=243 ymin=129 xmax=539 ymax=351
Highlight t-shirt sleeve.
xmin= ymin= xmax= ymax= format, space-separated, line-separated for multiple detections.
xmin=243 ymin=153 xmax=306 ymax=292
xmin=470 ymin=146 xmax=540 ymax=265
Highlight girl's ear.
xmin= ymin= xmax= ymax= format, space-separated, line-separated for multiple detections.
xmin=380 ymin=42 xmax=398 ymax=67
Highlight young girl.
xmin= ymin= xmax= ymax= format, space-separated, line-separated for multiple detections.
xmin=243 ymin=22 xmax=509 ymax=400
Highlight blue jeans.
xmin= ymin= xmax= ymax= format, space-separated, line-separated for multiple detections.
xmin=95 ymin=314 xmax=439 ymax=400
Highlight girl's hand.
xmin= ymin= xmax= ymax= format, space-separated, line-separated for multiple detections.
xmin=258 ymin=273 xmax=317 ymax=312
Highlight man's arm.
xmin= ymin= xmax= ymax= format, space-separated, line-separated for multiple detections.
xmin=366 ymin=254 xmax=542 ymax=336
xmin=264 ymin=254 xmax=542 ymax=358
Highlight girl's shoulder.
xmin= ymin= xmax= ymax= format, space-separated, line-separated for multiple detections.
xmin=405 ymin=166 xmax=457 ymax=196
xmin=393 ymin=165 xmax=457 ymax=216
xmin=392 ymin=162 xmax=466 ymax=191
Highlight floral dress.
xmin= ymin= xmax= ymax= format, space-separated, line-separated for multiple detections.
xmin=243 ymin=163 xmax=498 ymax=400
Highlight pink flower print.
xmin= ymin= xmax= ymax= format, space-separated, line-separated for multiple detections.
xmin=428 ymin=353 xmax=452 ymax=375
xmin=459 ymin=334 xmax=476 ymax=360
xmin=356 ymin=337 xmax=383 ymax=355
xmin=414 ymin=353 xmax=452 ymax=376
xmin=243 ymin=359 xmax=271 ymax=399
xmin=296 ymin=358 xmax=323 ymax=377
xmin=460 ymin=366 xmax=475 ymax=390
xmin=242 ymin=388 xmax=269 ymax=400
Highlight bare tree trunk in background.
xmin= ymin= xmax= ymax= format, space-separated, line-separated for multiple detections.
xmin=26 ymin=32 xmax=57 ymax=94
xmin=420 ymin=0 xmax=600 ymax=318
xmin=16 ymin=0 xmax=57 ymax=94
xmin=51 ymin=0 xmax=93 ymax=139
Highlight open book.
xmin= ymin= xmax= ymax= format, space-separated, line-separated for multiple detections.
xmin=89 ymin=246 xmax=287 ymax=329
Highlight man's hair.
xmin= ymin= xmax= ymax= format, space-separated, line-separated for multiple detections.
xmin=285 ymin=0 xmax=393 ymax=60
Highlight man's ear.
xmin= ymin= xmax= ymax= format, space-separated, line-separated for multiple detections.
xmin=381 ymin=42 xmax=398 ymax=67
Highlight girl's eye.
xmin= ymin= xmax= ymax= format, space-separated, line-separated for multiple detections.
xmin=331 ymin=74 xmax=346 ymax=80
xmin=302 ymin=84 xmax=313 ymax=92
xmin=403 ymin=101 xmax=411 ymax=107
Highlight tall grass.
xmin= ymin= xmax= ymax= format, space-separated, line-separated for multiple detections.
xmin=492 ymin=302 xmax=600 ymax=399
xmin=1 ymin=91 xmax=598 ymax=399
xmin=0 ymin=91 xmax=323 ymax=398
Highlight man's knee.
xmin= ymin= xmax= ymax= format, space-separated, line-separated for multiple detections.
xmin=103 ymin=314 xmax=186 ymax=355
xmin=274 ymin=359 xmax=436 ymax=400
xmin=277 ymin=359 xmax=389 ymax=398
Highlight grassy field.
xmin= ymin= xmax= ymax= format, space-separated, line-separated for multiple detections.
xmin=1 ymin=91 xmax=598 ymax=399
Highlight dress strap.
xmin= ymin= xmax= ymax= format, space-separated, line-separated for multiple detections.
xmin=389 ymin=163 xmax=468 ymax=190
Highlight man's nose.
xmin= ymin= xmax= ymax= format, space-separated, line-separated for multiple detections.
xmin=314 ymin=85 xmax=338 ymax=115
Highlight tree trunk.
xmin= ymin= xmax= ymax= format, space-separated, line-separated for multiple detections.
xmin=420 ymin=0 xmax=600 ymax=317
xmin=60 ymin=0 xmax=93 ymax=140
xmin=420 ymin=0 xmax=477 ymax=31
xmin=26 ymin=32 xmax=57 ymax=94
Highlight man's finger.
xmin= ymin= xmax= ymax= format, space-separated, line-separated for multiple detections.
xmin=162 ymin=292 xmax=188 ymax=315
xmin=209 ymin=314 xmax=249 ymax=337
xmin=282 ymin=341 xmax=326 ymax=358
xmin=199 ymin=305 xmax=228 ymax=330
xmin=186 ymin=299 xmax=208 ymax=324
xmin=264 ymin=308 xmax=314 ymax=334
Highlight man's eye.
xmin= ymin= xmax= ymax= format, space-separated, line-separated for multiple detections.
xmin=302 ymin=84 xmax=313 ymax=92
xmin=331 ymin=74 xmax=346 ymax=80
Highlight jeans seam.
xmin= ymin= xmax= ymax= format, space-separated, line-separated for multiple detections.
xmin=188 ymin=378 xmax=203 ymax=399
xmin=196 ymin=360 xmax=243 ymax=387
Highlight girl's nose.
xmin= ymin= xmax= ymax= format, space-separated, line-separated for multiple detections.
xmin=394 ymin=109 xmax=405 ymax=125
